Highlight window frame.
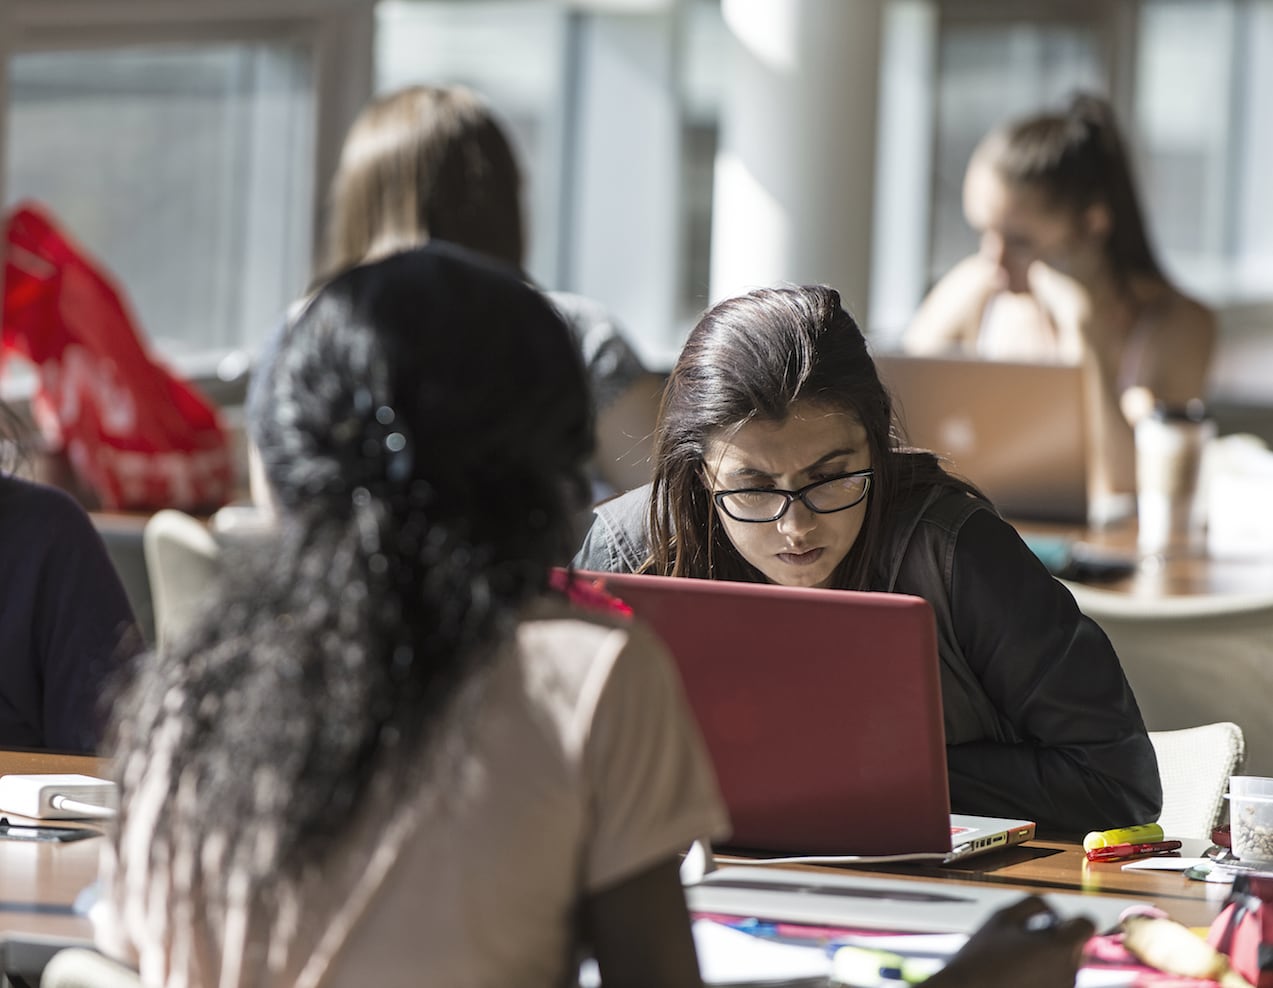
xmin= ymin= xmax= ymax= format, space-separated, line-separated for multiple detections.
xmin=0 ymin=0 xmax=375 ymax=388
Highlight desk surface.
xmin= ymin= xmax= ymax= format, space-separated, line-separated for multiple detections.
xmin=727 ymin=838 xmax=1227 ymax=930
xmin=1017 ymin=517 xmax=1273 ymax=598
xmin=0 ymin=752 xmax=1229 ymax=950
xmin=0 ymin=751 xmax=107 ymax=942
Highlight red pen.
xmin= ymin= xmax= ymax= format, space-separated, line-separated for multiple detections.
xmin=1085 ymin=839 xmax=1183 ymax=862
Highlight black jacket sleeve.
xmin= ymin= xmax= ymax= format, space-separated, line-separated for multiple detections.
xmin=943 ymin=510 xmax=1162 ymax=835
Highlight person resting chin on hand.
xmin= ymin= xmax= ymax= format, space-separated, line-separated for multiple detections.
xmin=905 ymin=92 xmax=1215 ymax=507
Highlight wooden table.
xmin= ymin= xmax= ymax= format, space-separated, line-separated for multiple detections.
xmin=0 ymin=751 xmax=107 ymax=942
xmin=0 ymin=751 xmax=1231 ymax=958
xmin=1018 ymin=515 xmax=1273 ymax=598
xmin=769 ymin=837 xmax=1230 ymax=930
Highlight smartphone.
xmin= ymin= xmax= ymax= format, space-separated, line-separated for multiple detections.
xmin=1064 ymin=546 xmax=1136 ymax=583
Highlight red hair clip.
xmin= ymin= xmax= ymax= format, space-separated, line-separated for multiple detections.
xmin=549 ymin=569 xmax=633 ymax=618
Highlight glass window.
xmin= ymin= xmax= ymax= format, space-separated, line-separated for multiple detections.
xmin=5 ymin=43 xmax=315 ymax=368
xmin=678 ymin=0 xmax=725 ymax=326
xmin=1135 ymin=0 xmax=1272 ymax=303
xmin=880 ymin=0 xmax=1273 ymax=335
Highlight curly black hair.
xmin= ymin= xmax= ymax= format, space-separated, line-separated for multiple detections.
xmin=107 ymin=242 xmax=594 ymax=968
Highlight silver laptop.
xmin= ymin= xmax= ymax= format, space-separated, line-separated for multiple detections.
xmin=874 ymin=351 xmax=1089 ymax=523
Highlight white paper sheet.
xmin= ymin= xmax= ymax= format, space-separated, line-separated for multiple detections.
xmin=692 ymin=919 xmax=830 ymax=984
xmin=1121 ymin=857 xmax=1213 ymax=871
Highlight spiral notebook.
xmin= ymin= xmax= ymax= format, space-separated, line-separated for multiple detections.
xmin=569 ymin=569 xmax=1035 ymax=862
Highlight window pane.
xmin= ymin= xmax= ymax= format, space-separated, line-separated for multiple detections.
xmin=930 ymin=22 xmax=1104 ymax=281
xmin=1237 ymin=2 xmax=1273 ymax=288
xmin=1135 ymin=0 xmax=1271 ymax=302
xmin=679 ymin=0 xmax=725 ymax=325
xmin=5 ymin=43 xmax=315 ymax=365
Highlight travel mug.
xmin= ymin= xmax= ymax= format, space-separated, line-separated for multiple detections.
xmin=1135 ymin=401 xmax=1214 ymax=557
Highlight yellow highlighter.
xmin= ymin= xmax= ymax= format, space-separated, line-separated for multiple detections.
xmin=1083 ymin=823 xmax=1164 ymax=852
xmin=830 ymin=945 xmax=945 ymax=985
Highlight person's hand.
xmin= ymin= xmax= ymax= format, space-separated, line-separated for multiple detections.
xmin=1027 ymin=260 xmax=1092 ymax=360
xmin=903 ymin=255 xmax=1008 ymax=356
xmin=928 ymin=895 xmax=1095 ymax=988
xmin=958 ymin=253 xmax=1011 ymax=307
xmin=1120 ymin=385 xmax=1157 ymax=427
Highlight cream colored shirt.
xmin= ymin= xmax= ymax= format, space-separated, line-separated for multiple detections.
xmin=97 ymin=600 xmax=729 ymax=988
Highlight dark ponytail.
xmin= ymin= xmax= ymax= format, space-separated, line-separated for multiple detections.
xmin=987 ymin=91 xmax=1163 ymax=284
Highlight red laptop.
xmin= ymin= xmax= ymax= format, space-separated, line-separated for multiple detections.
xmin=567 ymin=569 xmax=1035 ymax=861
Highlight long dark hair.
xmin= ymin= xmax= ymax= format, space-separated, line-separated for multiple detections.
xmin=984 ymin=92 xmax=1163 ymax=284
xmin=323 ymin=85 xmax=525 ymax=278
xmin=107 ymin=242 xmax=592 ymax=974
xmin=646 ymin=285 xmax=976 ymax=589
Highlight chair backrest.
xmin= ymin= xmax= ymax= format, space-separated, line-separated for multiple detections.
xmin=1066 ymin=581 xmax=1273 ymax=777
xmin=1149 ymin=722 xmax=1246 ymax=839
xmin=39 ymin=947 xmax=141 ymax=988
xmin=142 ymin=509 xmax=222 ymax=649
xmin=1 ymin=935 xmax=103 ymax=988
xmin=93 ymin=517 xmax=155 ymax=647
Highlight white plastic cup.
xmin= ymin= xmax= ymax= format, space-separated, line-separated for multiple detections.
xmin=1230 ymin=776 xmax=1273 ymax=799
xmin=1230 ymin=792 xmax=1273 ymax=863
xmin=1135 ymin=401 xmax=1214 ymax=557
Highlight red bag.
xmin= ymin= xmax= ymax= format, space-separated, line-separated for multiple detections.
xmin=1208 ymin=872 xmax=1273 ymax=987
xmin=2 ymin=202 xmax=233 ymax=512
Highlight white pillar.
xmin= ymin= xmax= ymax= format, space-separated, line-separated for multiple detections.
xmin=869 ymin=0 xmax=937 ymax=341
xmin=710 ymin=0 xmax=884 ymax=320
xmin=568 ymin=10 xmax=682 ymax=366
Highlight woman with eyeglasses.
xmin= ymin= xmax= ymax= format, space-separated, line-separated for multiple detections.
xmin=575 ymin=284 xmax=1161 ymax=833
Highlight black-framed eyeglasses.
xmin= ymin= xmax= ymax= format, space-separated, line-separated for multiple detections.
xmin=712 ymin=469 xmax=874 ymax=523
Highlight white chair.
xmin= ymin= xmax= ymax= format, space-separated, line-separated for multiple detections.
xmin=142 ymin=509 xmax=221 ymax=649
xmin=93 ymin=515 xmax=155 ymax=647
xmin=1149 ymin=723 xmax=1246 ymax=840
xmin=39 ymin=947 xmax=141 ymax=988
xmin=1065 ymin=581 xmax=1273 ymax=776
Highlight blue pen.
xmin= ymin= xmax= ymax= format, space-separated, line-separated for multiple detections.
xmin=726 ymin=917 xmax=781 ymax=938
xmin=831 ymin=944 xmax=907 ymax=984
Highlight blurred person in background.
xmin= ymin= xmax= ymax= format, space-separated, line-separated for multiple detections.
xmin=0 ymin=401 xmax=135 ymax=752
xmin=322 ymin=83 xmax=662 ymax=498
xmin=904 ymin=93 xmax=1215 ymax=508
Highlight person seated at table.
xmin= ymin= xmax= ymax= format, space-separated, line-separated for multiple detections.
xmin=903 ymin=92 xmax=1215 ymax=503
xmin=0 ymin=403 xmax=135 ymax=753
xmin=321 ymin=83 xmax=661 ymax=497
xmin=93 ymin=243 xmax=728 ymax=988
xmin=575 ymin=284 xmax=1162 ymax=834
